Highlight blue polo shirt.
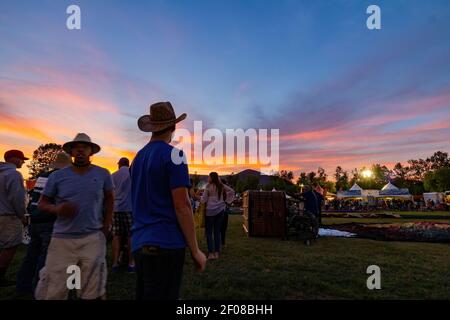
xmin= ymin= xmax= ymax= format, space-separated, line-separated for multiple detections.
xmin=130 ymin=141 xmax=190 ymax=251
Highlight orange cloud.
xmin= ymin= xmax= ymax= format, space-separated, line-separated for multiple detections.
xmin=0 ymin=113 xmax=53 ymax=142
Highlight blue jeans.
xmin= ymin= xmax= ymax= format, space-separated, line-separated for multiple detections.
xmin=205 ymin=211 xmax=224 ymax=253
xmin=16 ymin=222 xmax=53 ymax=294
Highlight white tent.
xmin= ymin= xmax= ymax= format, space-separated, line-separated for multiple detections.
xmin=379 ymin=182 xmax=411 ymax=199
xmin=381 ymin=182 xmax=399 ymax=191
xmin=349 ymin=183 xmax=363 ymax=191
xmin=423 ymin=192 xmax=444 ymax=204
xmin=337 ymin=183 xmax=363 ymax=199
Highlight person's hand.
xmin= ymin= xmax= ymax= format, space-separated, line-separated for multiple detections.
xmin=191 ymin=249 xmax=207 ymax=272
xmin=56 ymin=202 xmax=78 ymax=218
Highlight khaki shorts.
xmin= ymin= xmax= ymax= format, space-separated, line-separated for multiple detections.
xmin=0 ymin=215 xmax=23 ymax=249
xmin=35 ymin=231 xmax=107 ymax=300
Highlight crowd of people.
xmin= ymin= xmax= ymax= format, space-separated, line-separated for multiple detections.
xmin=323 ymin=198 xmax=444 ymax=212
xmin=0 ymin=101 xmax=235 ymax=300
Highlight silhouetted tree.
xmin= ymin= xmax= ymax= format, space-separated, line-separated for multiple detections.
xmin=424 ymin=167 xmax=450 ymax=192
xmin=27 ymin=143 xmax=63 ymax=180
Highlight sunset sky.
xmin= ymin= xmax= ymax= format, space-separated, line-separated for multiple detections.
xmin=1 ymin=0 xmax=450 ymax=179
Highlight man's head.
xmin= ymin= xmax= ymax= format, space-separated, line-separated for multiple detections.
xmin=151 ymin=124 xmax=176 ymax=142
xmin=62 ymin=133 xmax=101 ymax=167
xmin=118 ymin=157 xmax=130 ymax=168
xmin=49 ymin=152 xmax=71 ymax=170
xmin=4 ymin=150 xmax=29 ymax=169
xmin=138 ymin=102 xmax=186 ymax=142
xmin=71 ymin=143 xmax=92 ymax=166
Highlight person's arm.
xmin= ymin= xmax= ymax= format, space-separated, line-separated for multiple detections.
xmin=38 ymin=174 xmax=78 ymax=218
xmin=103 ymin=189 xmax=114 ymax=235
xmin=200 ymin=186 xmax=208 ymax=204
xmin=102 ymin=170 xmax=115 ymax=235
xmin=6 ymin=172 xmax=27 ymax=219
xmin=224 ymin=184 xmax=235 ymax=204
xmin=188 ymin=188 xmax=196 ymax=199
xmin=38 ymin=195 xmax=78 ymax=217
xmin=172 ymin=187 xmax=206 ymax=272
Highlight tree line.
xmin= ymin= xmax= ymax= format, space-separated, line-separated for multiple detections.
xmin=27 ymin=144 xmax=450 ymax=195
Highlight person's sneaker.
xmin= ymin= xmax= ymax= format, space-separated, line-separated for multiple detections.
xmin=0 ymin=278 xmax=15 ymax=287
xmin=111 ymin=265 xmax=120 ymax=273
xmin=127 ymin=265 xmax=136 ymax=273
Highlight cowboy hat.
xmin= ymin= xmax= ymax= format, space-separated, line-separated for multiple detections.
xmin=49 ymin=152 xmax=71 ymax=169
xmin=138 ymin=101 xmax=187 ymax=133
xmin=62 ymin=133 xmax=101 ymax=155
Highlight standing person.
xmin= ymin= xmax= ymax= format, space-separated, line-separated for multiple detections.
xmin=0 ymin=150 xmax=29 ymax=287
xmin=314 ymin=184 xmax=324 ymax=225
xmin=132 ymin=101 xmax=206 ymax=300
xmin=201 ymin=172 xmax=235 ymax=260
xmin=35 ymin=133 xmax=114 ymax=300
xmin=111 ymin=157 xmax=134 ymax=273
xmin=15 ymin=152 xmax=71 ymax=297
xmin=188 ymin=178 xmax=200 ymax=212
xmin=302 ymin=183 xmax=324 ymax=238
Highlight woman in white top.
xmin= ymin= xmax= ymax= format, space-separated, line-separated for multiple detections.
xmin=201 ymin=172 xmax=235 ymax=260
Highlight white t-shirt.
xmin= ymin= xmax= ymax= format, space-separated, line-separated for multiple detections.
xmin=201 ymin=183 xmax=235 ymax=216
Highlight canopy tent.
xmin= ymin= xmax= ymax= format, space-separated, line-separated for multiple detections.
xmin=423 ymin=192 xmax=445 ymax=204
xmin=337 ymin=182 xmax=412 ymax=200
xmin=381 ymin=182 xmax=399 ymax=191
xmin=349 ymin=183 xmax=363 ymax=191
xmin=325 ymin=192 xmax=337 ymax=200
xmin=336 ymin=189 xmax=363 ymax=199
xmin=378 ymin=182 xmax=412 ymax=199
xmin=336 ymin=183 xmax=364 ymax=199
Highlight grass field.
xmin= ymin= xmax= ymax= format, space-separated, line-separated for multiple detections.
xmin=1 ymin=215 xmax=450 ymax=300
xmin=394 ymin=211 xmax=450 ymax=217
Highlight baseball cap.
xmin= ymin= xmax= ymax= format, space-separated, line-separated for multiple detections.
xmin=4 ymin=150 xmax=30 ymax=161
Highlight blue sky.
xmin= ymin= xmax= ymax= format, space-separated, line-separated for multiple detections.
xmin=1 ymin=0 xmax=450 ymax=176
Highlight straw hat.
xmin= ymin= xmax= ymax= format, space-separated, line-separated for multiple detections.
xmin=62 ymin=133 xmax=101 ymax=155
xmin=138 ymin=101 xmax=186 ymax=132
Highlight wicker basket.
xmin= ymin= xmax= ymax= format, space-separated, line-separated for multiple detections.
xmin=242 ymin=190 xmax=286 ymax=237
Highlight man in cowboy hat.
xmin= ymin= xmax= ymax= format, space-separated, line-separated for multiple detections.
xmin=0 ymin=150 xmax=29 ymax=287
xmin=131 ymin=101 xmax=206 ymax=300
xmin=16 ymin=152 xmax=71 ymax=298
xmin=35 ymin=133 xmax=114 ymax=300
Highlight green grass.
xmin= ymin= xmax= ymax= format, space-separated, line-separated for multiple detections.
xmin=394 ymin=211 xmax=450 ymax=217
xmin=2 ymin=215 xmax=450 ymax=300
